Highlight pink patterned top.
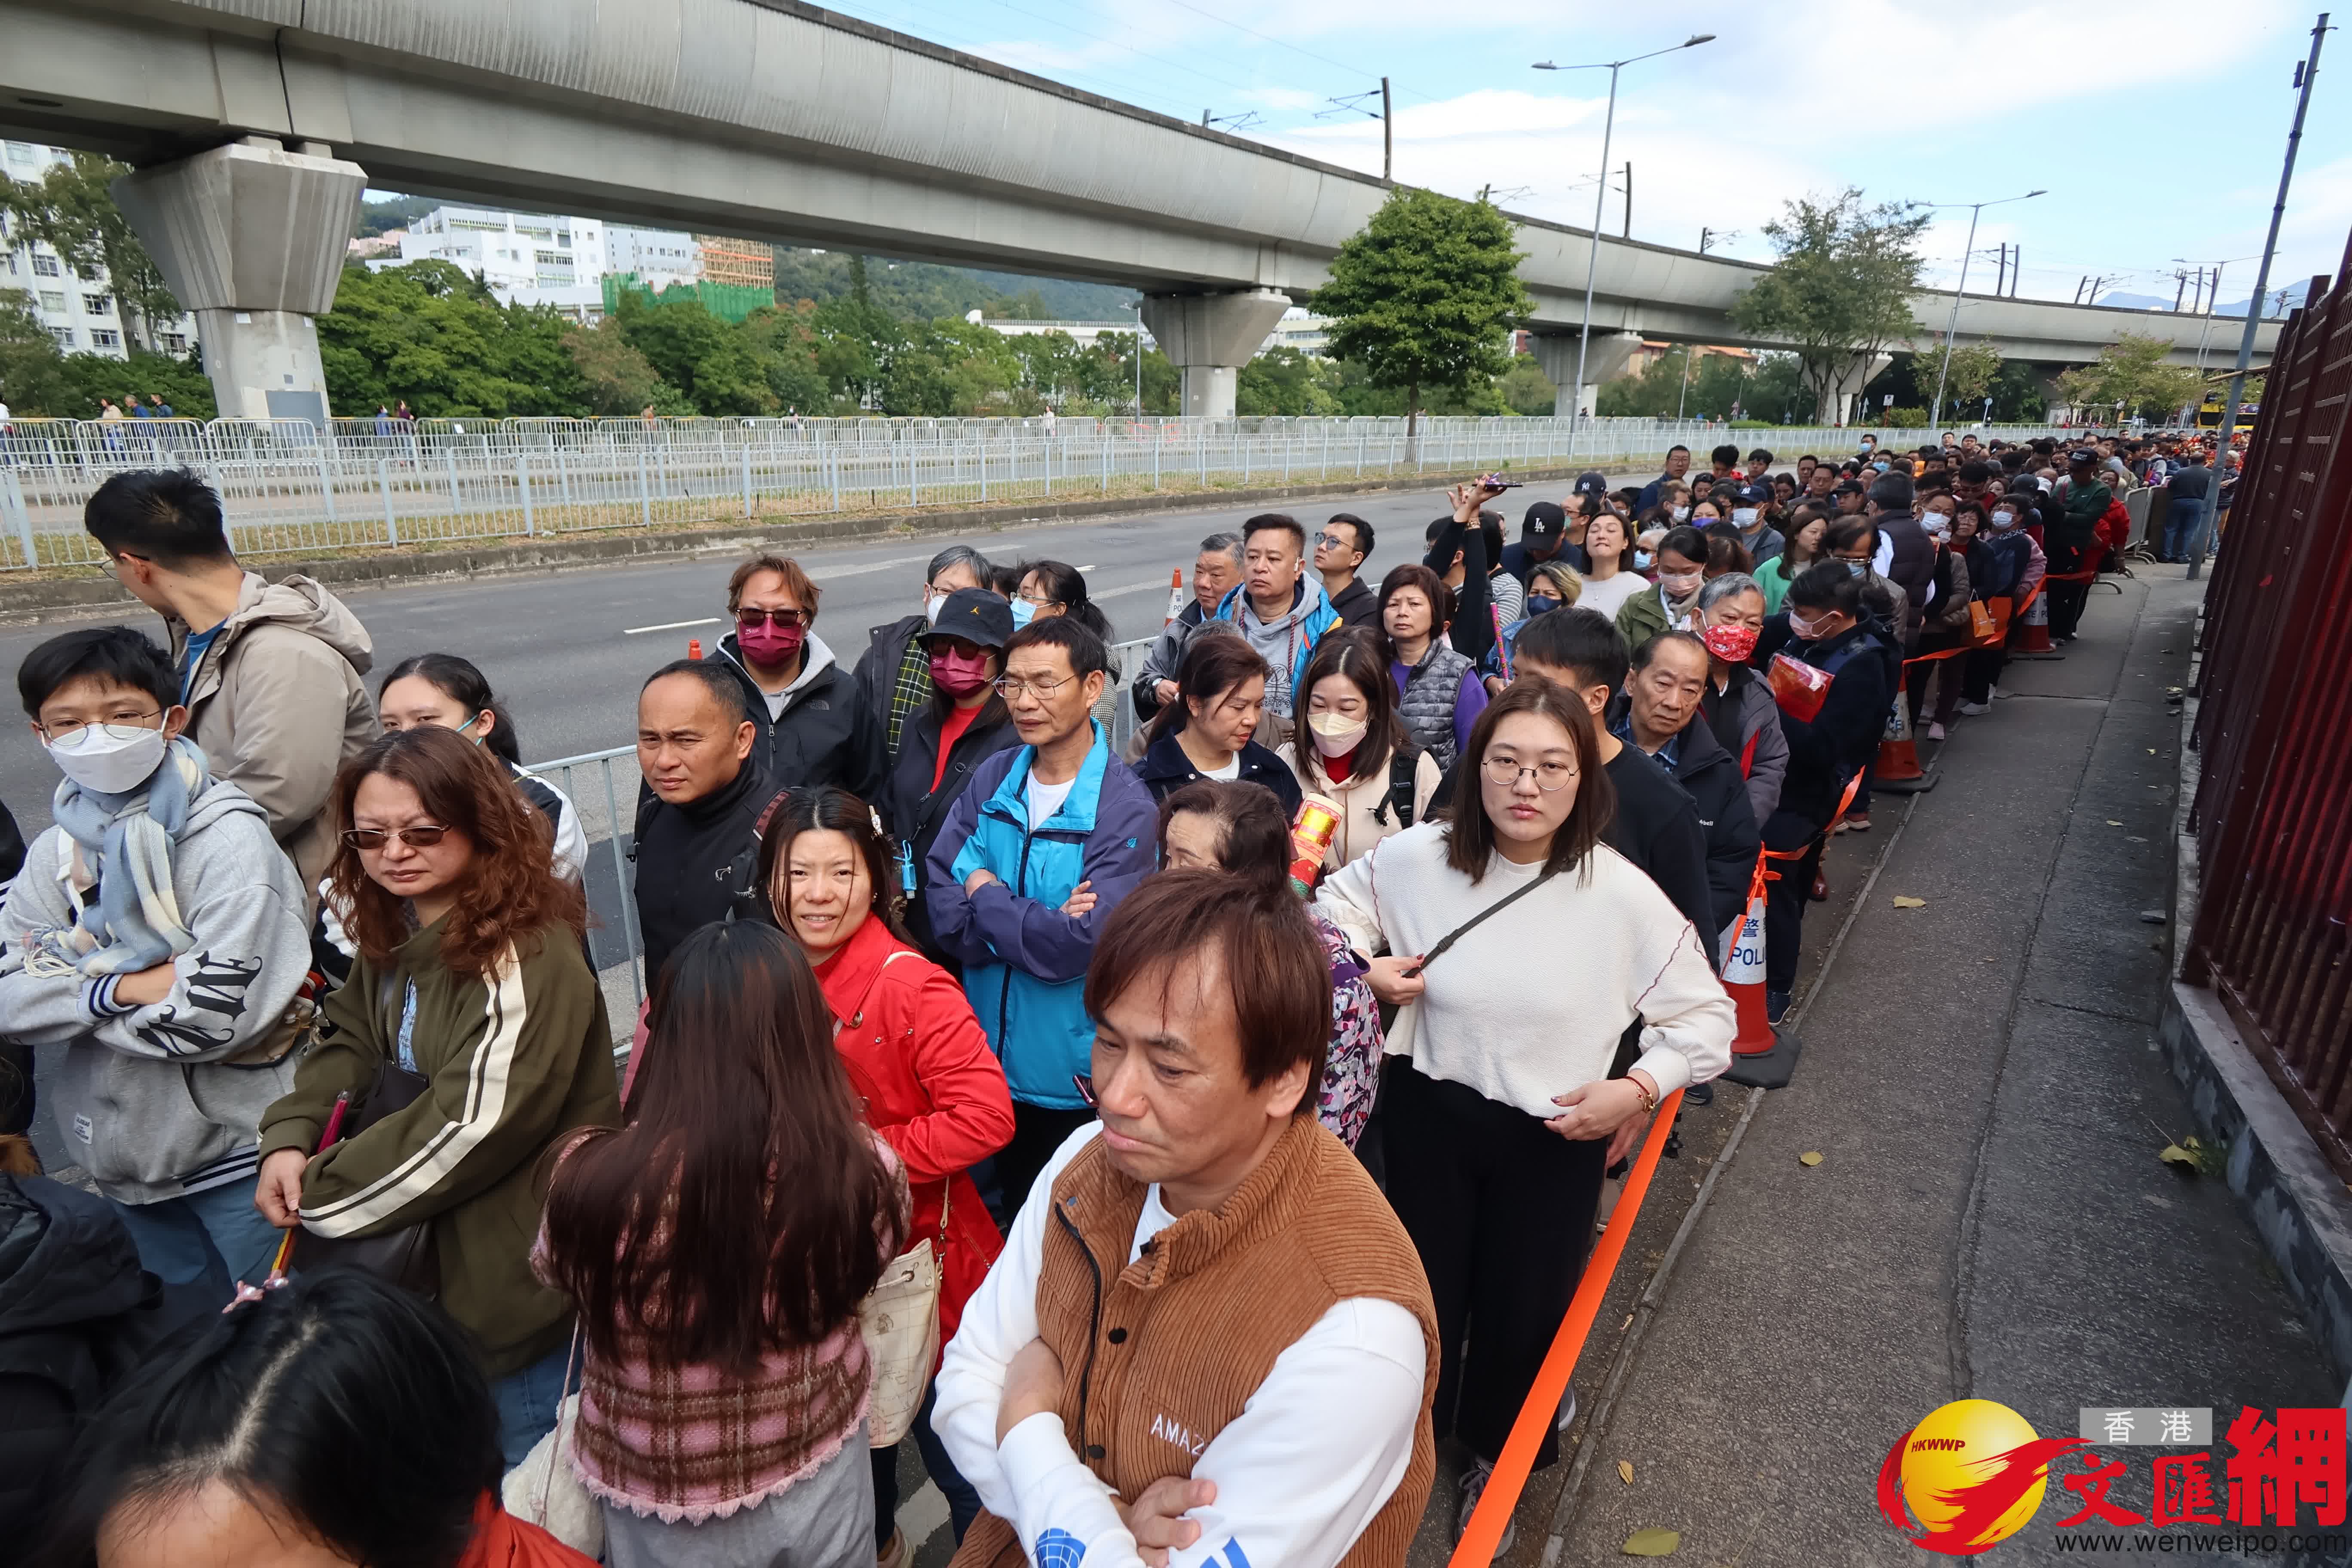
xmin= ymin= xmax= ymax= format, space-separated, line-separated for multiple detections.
xmin=533 ymin=1131 xmax=905 ymax=1523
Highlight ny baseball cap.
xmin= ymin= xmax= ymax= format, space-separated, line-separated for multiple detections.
xmin=1572 ymin=471 xmax=1610 ymax=496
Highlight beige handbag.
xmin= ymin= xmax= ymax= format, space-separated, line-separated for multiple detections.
xmin=503 ymin=1326 xmax=604 ymax=1556
xmin=860 ymin=1181 xmax=947 ymax=1448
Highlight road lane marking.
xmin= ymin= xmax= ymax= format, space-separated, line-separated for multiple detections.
xmin=623 ymin=617 xmax=720 ymax=635
xmin=1091 ymin=580 xmax=1170 ymax=600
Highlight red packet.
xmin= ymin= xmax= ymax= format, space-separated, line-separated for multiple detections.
xmin=1767 ymin=652 xmax=1832 ymax=722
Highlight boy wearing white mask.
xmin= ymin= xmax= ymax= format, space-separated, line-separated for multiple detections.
xmin=0 ymin=626 xmax=313 ymax=1305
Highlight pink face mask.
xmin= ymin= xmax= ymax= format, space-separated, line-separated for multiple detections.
xmin=737 ymin=617 xmax=804 ymax=665
xmin=928 ymin=647 xmax=995 ymax=697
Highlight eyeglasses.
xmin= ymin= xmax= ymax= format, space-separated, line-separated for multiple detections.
xmin=1017 ymin=593 xmax=1062 ymax=609
xmin=1315 ymin=531 xmax=1354 ymax=549
xmin=735 ymin=607 xmax=807 ymax=629
xmin=38 ymin=711 xmax=162 ymax=742
xmin=341 ymin=825 xmax=451 ymax=851
xmin=1481 ymin=758 xmax=1578 ymax=792
xmin=993 ymin=674 xmax=1076 ymax=700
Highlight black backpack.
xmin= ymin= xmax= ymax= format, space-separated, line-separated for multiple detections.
xmin=1370 ymin=745 xmax=1421 ymax=831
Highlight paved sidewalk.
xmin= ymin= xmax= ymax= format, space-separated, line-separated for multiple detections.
xmin=1547 ymin=571 xmax=2340 ymax=1566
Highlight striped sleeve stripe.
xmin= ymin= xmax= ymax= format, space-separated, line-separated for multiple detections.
xmin=300 ymin=944 xmax=526 ymax=1237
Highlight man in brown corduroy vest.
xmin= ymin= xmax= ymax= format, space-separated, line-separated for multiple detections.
xmin=933 ymin=870 xmax=1438 ymax=1568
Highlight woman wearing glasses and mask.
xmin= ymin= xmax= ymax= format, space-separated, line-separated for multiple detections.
xmin=1315 ymin=681 xmax=1731 ymax=1548
xmin=254 ymin=726 xmax=619 ymax=1468
xmin=712 ymin=553 xmax=882 ymax=798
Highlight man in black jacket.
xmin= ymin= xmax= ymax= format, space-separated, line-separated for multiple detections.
xmin=851 ymin=543 xmax=995 ymax=772
xmin=1613 ymin=631 xmax=1760 ymax=939
xmin=1314 ymin=513 xmax=1381 ymax=628
xmin=1866 ymin=473 xmax=1932 ymax=648
xmin=1751 ymin=563 xmax=1897 ymax=1020
xmin=633 ymin=660 xmax=775 ymax=985
xmin=1131 ymin=532 xmax=1245 ymax=727
xmin=709 ymin=554 xmax=881 ymax=800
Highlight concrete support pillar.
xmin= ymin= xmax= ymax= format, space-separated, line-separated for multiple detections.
xmin=1529 ymin=331 xmax=1644 ymax=417
xmin=1139 ymin=290 xmax=1291 ymax=418
xmin=112 ymin=138 xmax=367 ymax=427
xmin=1821 ymin=353 xmax=1893 ymax=426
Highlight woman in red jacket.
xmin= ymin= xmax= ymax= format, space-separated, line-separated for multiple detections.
xmin=756 ymin=786 xmax=1014 ymax=1565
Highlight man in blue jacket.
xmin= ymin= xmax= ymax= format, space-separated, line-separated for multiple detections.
xmin=926 ymin=617 xmax=1158 ymax=1214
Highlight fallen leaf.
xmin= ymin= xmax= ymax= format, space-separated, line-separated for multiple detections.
xmin=1623 ymin=1528 xmax=1681 ymax=1557
xmin=1619 ymin=1459 xmax=1636 ymax=1485
xmin=1893 ymin=895 xmax=1927 ymax=909
xmin=2159 ymin=1143 xmax=2200 ymax=1172
xmin=1622 ymin=1313 xmax=1635 ymax=1331
xmin=2107 ymin=820 xmax=2123 ymax=826
xmin=1800 ymin=1151 xmax=1825 ymax=1167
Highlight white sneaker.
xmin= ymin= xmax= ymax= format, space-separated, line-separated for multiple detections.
xmin=1955 ymin=701 xmax=1991 ymax=716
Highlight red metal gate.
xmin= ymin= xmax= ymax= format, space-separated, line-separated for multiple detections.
xmin=2187 ymin=230 xmax=2352 ymax=1180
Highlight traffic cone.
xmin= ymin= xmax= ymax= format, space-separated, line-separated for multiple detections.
xmin=688 ymin=637 xmax=703 ymax=660
xmin=2012 ymin=590 xmax=2059 ymax=658
xmin=1163 ymin=568 xmax=1185 ymax=626
xmin=1722 ymin=896 xmax=1775 ymax=1056
xmin=1874 ymin=687 xmax=1938 ymax=793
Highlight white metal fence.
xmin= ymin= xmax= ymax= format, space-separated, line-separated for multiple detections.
xmin=521 ymin=636 xmax=1160 ymax=1014
xmin=0 ymin=414 xmax=2072 ymax=572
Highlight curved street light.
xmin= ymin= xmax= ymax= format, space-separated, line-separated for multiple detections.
xmin=1921 ymin=189 xmax=2044 ymax=428
xmin=1532 ymin=34 xmax=1715 ymax=432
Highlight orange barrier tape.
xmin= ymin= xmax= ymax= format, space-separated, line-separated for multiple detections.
xmin=1448 ymin=1083 xmax=1687 ymax=1568
xmin=1899 ymin=577 xmax=2055 ymax=670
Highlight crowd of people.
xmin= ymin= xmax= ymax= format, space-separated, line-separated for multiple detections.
xmin=0 ymin=426 xmax=2180 ymax=1567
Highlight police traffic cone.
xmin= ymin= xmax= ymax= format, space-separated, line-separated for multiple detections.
xmin=1722 ymin=896 xmax=1775 ymax=1057
xmin=688 ymin=637 xmax=703 ymax=660
xmin=1874 ymin=686 xmax=1938 ymax=793
xmin=1164 ymin=568 xmax=1186 ymax=626
xmin=2013 ymin=589 xmax=2059 ymax=658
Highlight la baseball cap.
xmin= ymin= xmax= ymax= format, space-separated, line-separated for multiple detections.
xmin=1522 ymin=501 xmax=1566 ymax=540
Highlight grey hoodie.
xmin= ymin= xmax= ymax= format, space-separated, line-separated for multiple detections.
xmin=171 ymin=572 xmax=375 ymax=893
xmin=0 ymin=779 xmax=313 ymax=1202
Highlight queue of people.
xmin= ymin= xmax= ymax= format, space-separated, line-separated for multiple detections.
xmin=2 ymin=440 xmax=2118 ymax=1568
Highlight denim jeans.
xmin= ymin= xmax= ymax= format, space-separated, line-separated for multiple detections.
xmin=2162 ymin=496 xmax=2207 ymax=560
xmin=870 ymin=1382 xmax=983 ymax=1548
xmin=491 ymin=1339 xmax=575 ymax=1470
xmin=111 ymin=1181 xmax=285 ymax=1305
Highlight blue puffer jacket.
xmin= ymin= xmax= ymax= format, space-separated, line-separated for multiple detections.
xmin=924 ymin=723 xmax=1158 ymax=1109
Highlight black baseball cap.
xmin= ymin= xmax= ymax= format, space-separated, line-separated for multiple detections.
xmin=1572 ymin=471 xmax=1610 ymax=496
xmin=1522 ymin=501 xmax=1566 ymax=541
xmin=2067 ymin=449 xmax=2099 ymax=466
xmin=926 ymin=587 xmax=1014 ymax=649
xmin=1730 ymin=482 xmax=1773 ymax=506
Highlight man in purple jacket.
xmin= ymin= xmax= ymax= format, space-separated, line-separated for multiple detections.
xmin=927 ymin=617 xmax=1159 ymax=1215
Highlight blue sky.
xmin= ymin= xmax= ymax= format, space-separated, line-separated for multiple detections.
xmin=817 ymin=0 xmax=2349 ymax=317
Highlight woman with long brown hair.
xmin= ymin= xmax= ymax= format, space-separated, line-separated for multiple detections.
xmin=536 ymin=920 xmax=906 ymax=1568
xmin=1133 ymin=628 xmax=1302 ymax=815
xmin=254 ymin=726 xmax=618 ymax=1468
xmin=756 ymin=785 xmax=1011 ymax=1560
xmin=1316 ymin=682 xmax=1732 ymax=1551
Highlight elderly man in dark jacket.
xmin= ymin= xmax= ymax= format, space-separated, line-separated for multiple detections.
xmin=1611 ymin=631 xmax=1761 ymax=941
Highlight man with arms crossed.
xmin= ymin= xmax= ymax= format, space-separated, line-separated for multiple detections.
xmin=934 ymin=872 xmax=1436 ymax=1568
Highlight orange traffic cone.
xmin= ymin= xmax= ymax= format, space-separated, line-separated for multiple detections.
xmin=1164 ymin=568 xmax=1186 ymax=626
xmin=2012 ymin=589 xmax=2058 ymax=657
xmin=1721 ymin=894 xmax=1775 ymax=1057
xmin=1874 ymin=687 xmax=1938 ymax=793
xmin=688 ymin=637 xmax=703 ymax=660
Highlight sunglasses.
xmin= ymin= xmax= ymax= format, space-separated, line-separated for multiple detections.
xmin=341 ymin=825 xmax=450 ymax=851
xmin=736 ymin=607 xmax=808 ymax=629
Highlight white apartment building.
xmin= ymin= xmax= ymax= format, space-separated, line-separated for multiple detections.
xmin=377 ymin=206 xmax=704 ymax=320
xmin=0 ymin=141 xmax=198 ymax=362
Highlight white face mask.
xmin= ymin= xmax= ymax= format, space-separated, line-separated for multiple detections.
xmin=1731 ymin=507 xmax=1759 ymax=527
xmin=1671 ymin=505 xmax=1691 ymax=522
xmin=1990 ymin=510 xmax=2018 ymax=530
xmin=1307 ymin=710 xmax=1368 ymax=756
xmin=925 ymin=591 xmax=947 ymax=625
xmin=46 ymin=722 xmax=169 ymax=795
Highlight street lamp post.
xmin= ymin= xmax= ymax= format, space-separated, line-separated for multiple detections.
xmin=1534 ymin=33 xmax=1714 ymax=434
xmin=1923 ymin=189 xmax=2044 ymax=430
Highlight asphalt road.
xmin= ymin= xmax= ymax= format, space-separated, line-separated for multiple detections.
xmin=0 ymin=481 xmax=1580 ymax=839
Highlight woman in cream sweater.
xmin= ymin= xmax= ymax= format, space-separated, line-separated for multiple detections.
xmin=1316 ymin=678 xmax=1732 ymax=1549
xmin=1277 ymin=627 xmax=1442 ymax=875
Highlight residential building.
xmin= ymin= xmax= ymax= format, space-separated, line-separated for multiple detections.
xmin=0 ymin=141 xmax=197 ymax=363
xmin=393 ymin=206 xmax=610 ymax=292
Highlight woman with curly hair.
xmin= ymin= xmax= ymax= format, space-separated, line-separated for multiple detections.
xmin=254 ymin=726 xmax=619 ymax=1467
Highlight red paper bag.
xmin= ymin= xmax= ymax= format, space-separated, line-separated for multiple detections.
xmin=1767 ymin=652 xmax=1833 ymax=723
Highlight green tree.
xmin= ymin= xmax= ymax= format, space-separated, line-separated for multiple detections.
xmin=1987 ymin=359 xmax=2048 ymax=422
xmin=0 ymin=288 xmax=67 ymax=413
xmin=2056 ymin=332 xmax=2203 ymax=423
xmin=317 ymin=260 xmax=586 ymax=417
xmin=1730 ymin=189 xmax=1928 ymax=423
xmin=612 ymin=290 xmax=776 ymax=415
xmin=1498 ymin=358 xmax=1556 ymax=416
xmin=1236 ymin=347 xmax=1341 ymax=416
xmin=0 ymin=152 xmax=182 ymax=352
xmin=738 ymin=303 xmax=830 ymax=415
xmin=1313 ymin=189 xmax=1532 ymax=435
xmin=53 ymin=347 xmax=215 ymax=419
xmin=563 ymin=320 xmax=671 ymax=414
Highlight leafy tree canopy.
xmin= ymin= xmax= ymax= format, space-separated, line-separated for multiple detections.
xmin=1730 ymin=189 xmax=1928 ymax=421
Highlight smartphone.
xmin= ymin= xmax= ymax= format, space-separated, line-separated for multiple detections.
xmin=1477 ymin=472 xmax=1524 ymax=490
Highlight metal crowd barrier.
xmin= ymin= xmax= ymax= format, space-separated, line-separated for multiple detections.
xmin=0 ymin=415 xmax=2075 ymax=571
